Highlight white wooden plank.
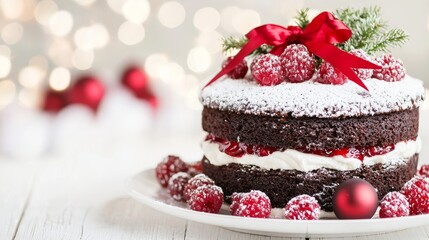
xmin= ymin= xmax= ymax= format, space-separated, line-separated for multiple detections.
xmin=0 ymin=160 xmax=37 ymax=240
xmin=319 ymin=227 xmax=429 ymax=240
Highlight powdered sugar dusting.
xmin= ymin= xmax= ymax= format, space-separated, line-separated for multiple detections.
xmin=201 ymin=75 xmax=425 ymax=118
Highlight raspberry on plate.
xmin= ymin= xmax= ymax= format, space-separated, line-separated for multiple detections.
xmin=168 ymin=172 xmax=191 ymax=201
xmin=280 ymin=44 xmax=316 ymax=83
xmin=419 ymin=164 xmax=429 ymax=178
xmin=315 ymin=61 xmax=348 ymax=85
xmin=401 ymin=176 xmax=429 ymax=215
xmin=188 ymin=185 xmax=224 ymax=213
xmin=349 ymin=49 xmax=374 ymax=80
xmin=250 ymin=54 xmax=285 ymax=86
xmin=233 ymin=190 xmax=271 ymax=218
xmin=155 ymin=155 xmax=189 ymax=188
xmin=229 ymin=192 xmax=245 ymax=215
xmin=379 ymin=191 xmax=410 ymax=218
xmin=183 ymin=173 xmax=215 ymax=201
xmin=372 ymin=54 xmax=406 ymax=82
xmin=223 ymin=56 xmax=248 ymax=79
xmin=284 ymin=194 xmax=321 ymax=220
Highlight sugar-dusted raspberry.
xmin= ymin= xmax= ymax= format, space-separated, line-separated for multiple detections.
xmin=372 ymin=54 xmax=406 ymax=82
xmin=155 ymin=155 xmax=188 ymax=188
xmin=183 ymin=173 xmax=215 ymax=201
xmin=223 ymin=57 xmax=248 ymax=79
xmin=250 ymin=54 xmax=285 ymax=86
xmin=379 ymin=192 xmax=410 ymax=218
xmin=419 ymin=165 xmax=429 ymax=178
xmin=229 ymin=192 xmax=245 ymax=215
xmin=349 ymin=49 xmax=374 ymax=80
xmin=188 ymin=185 xmax=224 ymax=213
xmin=401 ymin=176 xmax=429 ymax=215
xmin=168 ymin=172 xmax=191 ymax=201
xmin=234 ymin=190 xmax=271 ymax=218
xmin=280 ymin=44 xmax=316 ymax=83
xmin=284 ymin=194 xmax=321 ymax=220
xmin=315 ymin=61 xmax=348 ymax=85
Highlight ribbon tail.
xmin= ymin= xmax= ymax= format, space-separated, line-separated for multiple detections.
xmin=306 ymin=42 xmax=381 ymax=91
xmin=203 ymin=36 xmax=265 ymax=88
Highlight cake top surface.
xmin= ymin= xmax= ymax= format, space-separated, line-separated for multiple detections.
xmin=200 ymin=75 xmax=425 ymax=118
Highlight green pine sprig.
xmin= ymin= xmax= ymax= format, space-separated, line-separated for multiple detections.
xmin=222 ymin=36 xmax=272 ymax=55
xmin=294 ymin=8 xmax=310 ymax=29
xmin=335 ymin=6 xmax=408 ymax=54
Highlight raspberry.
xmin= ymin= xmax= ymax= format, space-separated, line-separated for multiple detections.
xmin=419 ymin=165 xmax=429 ymax=178
xmin=229 ymin=192 xmax=245 ymax=215
xmin=401 ymin=176 xmax=429 ymax=215
xmin=349 ymin=49 xmax=374 ymax=80
xmin=379 ymin=191 xmax=410 ymax=218
xmin=284 ymin=194 xmax=321 ymax=220
xmin=234 ymin=190 xmax=271 ymax=218
xmin=316 ymin=62 xmax=348 ymax=85
xmin=188 ymin=185 xmax=224 ymax=213
xmin=223 ymin=57 xmax=248 ymax=79
xmin=250 ymin=54 xmax=285 ymax=86
xmin=155 ymin=155 xmax=188 ymax=188
xmin=183 ymin=174 xmax=215 ymax=201
xmin=372 ymin=54 xmax=406 ymax=82
xmin=168 ymin=172 xmax=191 ymax=201
xmin=280 ymin=44 xmax=316 ymax=83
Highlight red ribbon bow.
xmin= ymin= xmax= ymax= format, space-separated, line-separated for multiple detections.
xmin=205 ymin=11 xmax=381 ymax=90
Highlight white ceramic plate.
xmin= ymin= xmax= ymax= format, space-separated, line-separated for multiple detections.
xmin=125 ymin=168 xmax=429 ymax=238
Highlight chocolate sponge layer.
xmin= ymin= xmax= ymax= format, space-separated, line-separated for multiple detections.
xmin=202 ymin=107 xmax=419 ymax=150
xmin=202 ymin=155 xmax=418 ymax=211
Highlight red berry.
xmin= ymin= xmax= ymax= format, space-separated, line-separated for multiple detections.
xmin=234 ymin=190 xmax=271 ymax=218
xmin=419 ymin=165 xmax=429 ymax=178
xmin=188 ymin=185 xmax=224 ymax=213
xmin=168 ymin=172 xmax=191 ymax=201
xmin=230 ymin=192 xmax=245 ymax=215
xmin=223 ymin=57 xmax=248 ymax=79
xmin=155 ymin=155 xmax=188 ymax=188
xmin=250 ymin=54 xmax=285 ymax=86
xmin=349 ymin=49 xmax=374 ymax=80
xmin=280 ymin=44 xmax=316 ymax=83
xmin=183 ymin=174 xmax=215 ymax=201
xmin=284 ymin=194 xmax=321 ymax=220
xmin=372 ymin=54 xmax=406 ymax=82
xmin=401 ymin=176 xmax=429 ymax=215
xmin=316 ymin=61 xmax=348 ymax=85
xmin=379 ymin=192 xmax=410 ymax=218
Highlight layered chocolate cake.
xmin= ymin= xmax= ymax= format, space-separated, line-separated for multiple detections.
xmin=200 ymin=77 xmax=424 ymax=211
xmin=198 ymin=8 xmax=426 ymax=213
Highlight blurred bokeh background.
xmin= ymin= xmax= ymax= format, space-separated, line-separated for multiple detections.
xmin=0 ymin=0 xmax=428 ymax=160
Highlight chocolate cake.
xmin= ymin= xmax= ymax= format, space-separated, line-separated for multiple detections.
xmin=200 ymin=76 xmax=425 ymax=212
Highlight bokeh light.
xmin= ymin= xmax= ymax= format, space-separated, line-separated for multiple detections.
xmin=1 ymin=0 xmax=23 ymax=20
xmin=106 ymin=0 xmax=126 ymax=14
xmin=158 ymin=1 xmax=186 ymax=29
xmin=193 ymin=7 xmax=220 ymax=32
xmin=34 ymin=0 xmax=58 ymax=26
xmin=74 ymin=24 xmax=109 ymax=50
xmin=0 ymin=80 xmax=16 ymax=107
xmin=0 ymin=56 xmax=12 ymax=78
xmin=0 ymin=45 xmax=11 ymax=58
xmin=49 ymin=10 xmax=74 ymax=37
xmin=118 ymin=21 xmax=145 ymax=45
xmin=48 ymin=39 xmax=73 ymax=67
xmin=122 ymin=0 xmax=150 ymax=24
xmin=72 ymin=49 xmax=94 ymax=70
xmin=220 ymin=6 xmax=240 ymax=33
xmin=29 ymin=55 xmax=49 ymax=73
xmin=18 ymin=88 xmax=41 ymax=108
xmin=49 ymin=67 xmax=71 ymax=91
xmin=1 ymin=22 xmax=24 ymax=45
xmin=144 ymin=53 xmax=169 ymax=78
xmin=74 ymin=0 xmax=96 ymax=7
xmin=232 ymin=9 xmax=260 ymax=34
xmin=18 ymin=66 xmax=46 ymax=88
xmin=196 ymin=31 xmax=222 ymax=54
xmin=187 ymin=47 xmax=211 ymax=73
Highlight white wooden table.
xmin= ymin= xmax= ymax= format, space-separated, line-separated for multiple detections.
xmin=2 ymin=134 xmax=429 ymax=240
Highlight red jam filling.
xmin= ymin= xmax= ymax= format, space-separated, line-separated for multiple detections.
xmin=205 ymin=134 xmax=395 ymax=161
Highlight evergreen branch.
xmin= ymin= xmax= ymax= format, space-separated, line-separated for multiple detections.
xmin=367 ymin=28 xmax=409 ymax=53
xmin=222 ymin=36 xmax=272 ymax=55
xmin=294 ymin=8 xmax=310 ymax=29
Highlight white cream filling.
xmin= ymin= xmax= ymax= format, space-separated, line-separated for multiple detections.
xmin=202 ymin=138 xmax=421 ymax=171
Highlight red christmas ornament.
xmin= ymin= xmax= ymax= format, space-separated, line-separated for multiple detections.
xmin=42 ymin=89 xmax=68 ymax=113
xmin=67 ymin=75 xmax=105 ymax=112
xmin=333 ymin=178 xmax=378 ymax=219
xmin=121 ymin=66 xmax=158 ymax=109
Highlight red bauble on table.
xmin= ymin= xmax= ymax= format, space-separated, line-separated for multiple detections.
xmin=67 ymin=75 xmax=105 ymax=112
xmin=42 ymin=89 xmax=68 ymax=113
xmin=333 ymin=178 xmax=378 ymax=219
